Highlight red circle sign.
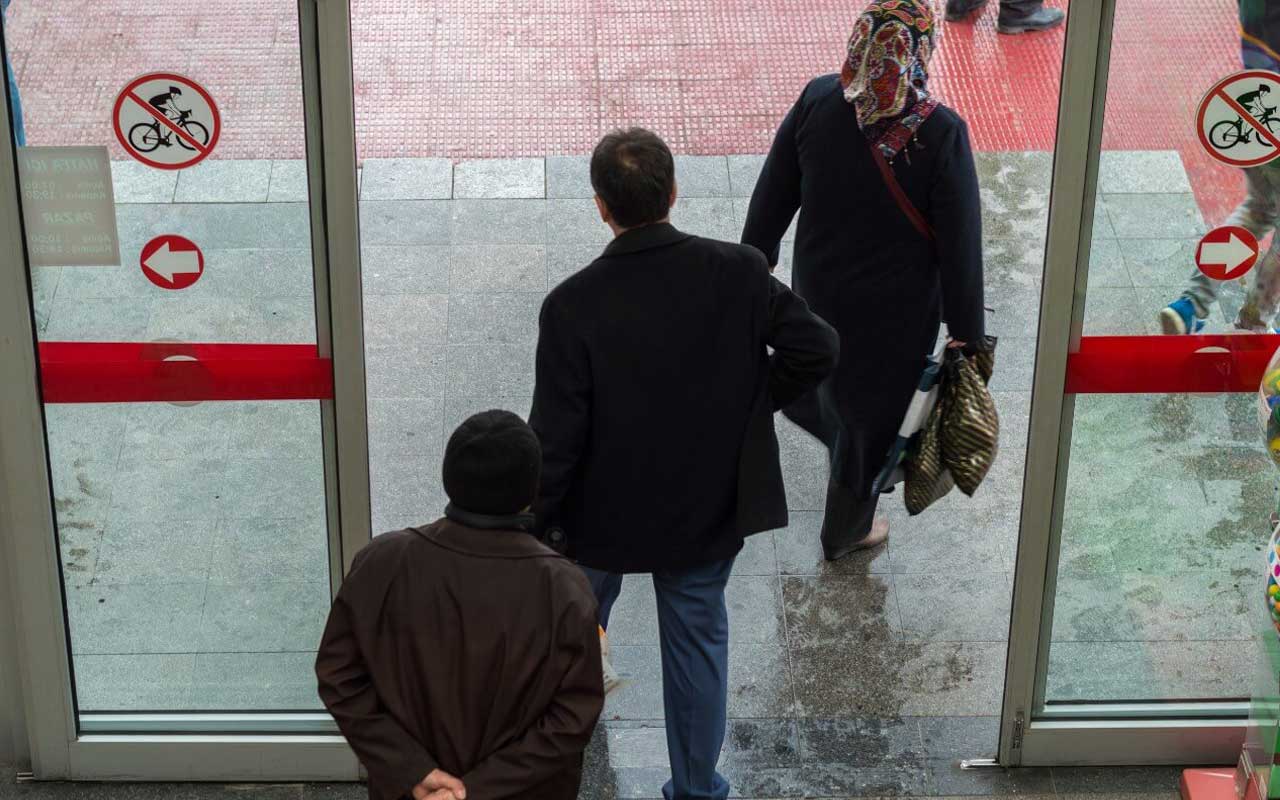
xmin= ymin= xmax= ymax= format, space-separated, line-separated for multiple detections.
xmin=140 ymin=235 xmax=205 ymax=290
xmin=1196 ymin=70 xmax=1280 ymax=168
xmin=112 ymin=73 xmax=221 ymax=170
xmin=1195 ymin=225 xmax=1259 ymax=281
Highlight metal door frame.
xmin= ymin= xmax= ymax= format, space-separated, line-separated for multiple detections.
xmin=0 ymin=0 xmax=369 ymax=780
xmin=998 ymin=0 xmax=1249 ymax=767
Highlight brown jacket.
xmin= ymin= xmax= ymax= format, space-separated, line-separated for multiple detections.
xmin=315 ymin=514 xmax=604 ymax=800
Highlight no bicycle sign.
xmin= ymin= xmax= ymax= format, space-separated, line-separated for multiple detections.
xmin=1197 ymin=69 xmax=1280 ymax=168
xmin=113 ymin=73 xmax=221 ymax=170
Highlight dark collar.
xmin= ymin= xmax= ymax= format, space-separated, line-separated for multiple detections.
xmin=444 ymin=502 xmax=535 ymax=532
xmin=602 ymin=222 xmax=694 ymax=258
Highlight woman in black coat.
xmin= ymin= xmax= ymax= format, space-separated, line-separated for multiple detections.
xmin=742 ymin=0 xmax=985 ymax=561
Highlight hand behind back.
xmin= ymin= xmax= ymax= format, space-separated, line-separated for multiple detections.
xmin=413 ymin=769 xmax=466 ymax=800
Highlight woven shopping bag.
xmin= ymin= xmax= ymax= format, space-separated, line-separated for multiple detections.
xmin=940 ymin=336 xmax=1000 ymax=496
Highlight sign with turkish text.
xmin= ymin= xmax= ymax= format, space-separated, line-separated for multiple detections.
xmin=15 ymin=146 xmax=121 ymax=267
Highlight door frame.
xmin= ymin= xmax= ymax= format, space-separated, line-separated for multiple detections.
xmin=0 ymin=0 xmax=368 ymax=780
xmin=998 ymin=0 xmax=1249 ymax=767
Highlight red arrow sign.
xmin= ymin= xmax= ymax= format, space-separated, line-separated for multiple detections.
xmin=1196 ymin=225 xmax=1259 ymax=281
xmin=140 ymin=235 xmax=205 ymax=290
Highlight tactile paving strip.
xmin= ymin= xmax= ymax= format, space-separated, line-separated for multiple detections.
xmin=0 ymin=0 xmax=1246 ymax=221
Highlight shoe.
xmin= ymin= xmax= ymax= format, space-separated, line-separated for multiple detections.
xmin=1159 ymin=297 xmax=1206 ymax=335
xmin=997 ymin=7 xmax=1066 ymax=34
xmin=945 ymin=0 xmax=987 ymax=22
xmin=1235 ymin=302 xmax=1270 ymax=333
xmin=824 ymin=516 xmax=889 ymax=562
xmin=599 ymin=627 xmax=628 ymax=696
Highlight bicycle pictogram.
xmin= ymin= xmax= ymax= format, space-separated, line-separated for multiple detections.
xmin=113 ymin=73 xmax=221 ymax=170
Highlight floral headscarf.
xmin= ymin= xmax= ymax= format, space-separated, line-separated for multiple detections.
xmin=840 ymin=0 xmax=939 ymax=161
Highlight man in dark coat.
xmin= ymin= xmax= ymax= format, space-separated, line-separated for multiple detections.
xmin=529 ymin=128 xmax=838 ymax=800
xmin=316 ymin=411 xmax=604 ymax=800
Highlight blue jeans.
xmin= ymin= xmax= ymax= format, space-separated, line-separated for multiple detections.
xmin=584 ymin=558 xmax=734 ymax=800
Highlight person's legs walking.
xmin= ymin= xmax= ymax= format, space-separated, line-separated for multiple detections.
xmin=994 ymin=0 xmax=1064 ymax=34
xmin=653 ymin=557 xmax=734 ymax=800
xmin=820 ymin=479 xmax=887 ymax=562
xmin=1166 ymin=165 xmax=1280 ymax=332
xmin=581 ymin=566 xmax=627 ymax=695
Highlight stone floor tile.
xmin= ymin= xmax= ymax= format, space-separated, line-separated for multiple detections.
xmin=671 ymin=197 xmax=738 ymax=241
xmin=797 ymin=718 xmax=925 ymax=766
xmin=52 ymin=262 xmax=155 ymax=301
xmin=359 ymin=200 xmax=451 ymax=245
xmin=445 ymin=343 xmax=537 ymax=396
xmin=368 ymin=396 xmax=445 ymax=462
xmin=362 ymin=245 xmax=451 ymax=294
xmin=369 ymin=455 xmax=449 ymax=533
xmin=604 ymin=576 xmax=785 ymax=646
xmin=454 ymin=158 xmax=545 ymax=199
xmin=983 ymin=237 xmax=1047 ymax=291
xmin=1086 ymin=238 xmax=1131 ymax=288
xmin=302 ymin=785 xmax=367 ymax=800
xmin=360 ymin=158 xmax=452 ymax=201
xmin=268 ymin=160 xmax=309 ymax=202
xmin=1118 ymin=239 xmax=1199 ymax=289
xmin=191 ymin=652 xmax=325 ymax=711
xmin=74 ymin=653 xmax=196 ymax=712
xmin=67 ymin=582 xmax=206 ymax=655
xmin=58 ymin=523 xmax=103 ymax=586
xmin=48 ymin=457 xmax=115 ymax=527
xmin=782 ymin=574 xmax=902 ymax=646
xmin=604 ymin=643 xmax=795 ymax=721
xmin=361 ymin=293 xmax=448 ymax=348
xmin=224 ymin=402 xmax=325 ymax=461
xmin=93 ymin=517 xmax=216 ymax=586
xmin=544 ymin=199 xmax=614 ymax=245
xmin=797 ymin=761 xmax=931 ymax=797
xmin=674 ymin=156 xmax=731 ymax=197
xmin=44 ymin=295 xmax=150 ymax=340
xmin=208 ymin=516 xmax=330 ymax=584
xmin=116 ymin=203 xmax=312 ymax=251
xmin=220 ymin=458 xmax=326 ymax=522
xmin=897 ymin=572 xmax=1012 ymax=643
xmin=546 ymin=155 xmax=592 ymax=199
xmin=792 ymin=641 xmax=1006 ymax=718
xmin=1051 ymin=766 xmax=1183 ymax=794
xmin=197 ymin=248 xmax=315 ymax=298
xmin=1048 ymin=574 xmax=1143 ymax=642
xmin=987 ymin=337 xmax=1037 ymax=393
xmin=985 ymin=285 xmax=1043 ymax=339
xmin=45 ymin=404 xmax=130 ymax=466
xmin=733 ymin=532 xmax=778 ymax=576
xmin=448 ymin=244 xmax=547 ymax=292
xmin=447 ymin=292 xmax=542 ymax=344
xmin=108 ymin=457 xmax=227 ymax=522
xmin=774 ymin=511 xmax=892 ymax=576
xmin=146 ymin=293 xmax=316 ymax=344
xmin=443 ymin=395 xmax=533 ymax=431
xmin=198 ymin=581 xmax=329 ymax=653
xmin=728 ymin=155 xmax=766 ymax=197
xmin=1117 ymin=571 xmax=1257 ymax=643
xmin=885 ymin=503 xmax=1014 ymax=577
xmin=452 ymin=199 xmax=548 ymax=244
xmin=926 ymin=761 xmax=1055 ymax=796
xmin=365 ymin=343 xmax=448 ymax=398
xmin=175 ymin=160 xmax=272 ymax=203
xmin=111 ymin=160 xmax=178 ymax=203
xmin=122 ymin=402 xmax=237 ymax=461
xmin=1103 ymin=193 xmax=1207 ymax=239
xmin=1083 ymin=287 xmax=1155 ymax=336
xmin=31 ymin=265 xmax=60 ymax=332
xmin=548 ymin=241 xmax=606 ymax=283
xmin=1044 ymin=640 xmax=1256 ymax=702
xmin=916 ymin=715 xmax=1000 ymax=760
xmin=1098 ymin=151 xmax=1193 ymax=195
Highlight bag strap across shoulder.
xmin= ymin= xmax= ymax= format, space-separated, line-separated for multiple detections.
xmin=871 ymin=146 xmax=936 ymax=243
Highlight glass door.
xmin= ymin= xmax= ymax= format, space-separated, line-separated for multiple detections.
xmin=1002 ymin=0 xmax=1259 ymax=765
xmin=0 ymin=0 xmax=368 ymax=780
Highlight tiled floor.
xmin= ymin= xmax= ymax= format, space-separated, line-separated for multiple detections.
xmin=29 ymin=150 xmax=1266 ymax=757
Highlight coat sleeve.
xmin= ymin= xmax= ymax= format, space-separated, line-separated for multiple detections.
xmin=528 ymin=295 xmax=592 ymax=535
xmin=930 ymin=119 xmax=986 ymax=343
xmin=765 ymin=272 xmax=840 ymax=411
xmin=315 ymin=553 xmax=439 ymax=799
xmin=741 ymin=92 xmax=804 ymax=267
xmin=459 ymin=591 xmax=604 ymax=798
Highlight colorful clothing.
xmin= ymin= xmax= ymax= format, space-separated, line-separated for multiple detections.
xmin=2 ymin=0 xmax=22 ymax=146
xmin=1241 ymin=0 xmax=1280 ymax=71
xmin=839 ymin=0 xmax=939 ymax=160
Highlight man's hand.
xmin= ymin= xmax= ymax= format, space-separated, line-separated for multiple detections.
xmin=413 ymin=769 xmax=466 ymax=800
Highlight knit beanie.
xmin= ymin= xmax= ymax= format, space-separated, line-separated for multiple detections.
xmin=441 ymin=410 xmax=542 ymax=515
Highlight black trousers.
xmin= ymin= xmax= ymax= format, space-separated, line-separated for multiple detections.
xmin=820 ymin=479 xmax=881 ymax=560
xmin=950 ymin=0 xmax=1044 ymax=16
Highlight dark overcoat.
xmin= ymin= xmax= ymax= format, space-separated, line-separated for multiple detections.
xmin=742 ymin=75 xmax=986 ymax=497
xmin=529 ymin=223 xmax=839 ymax=574
xmin=316 ymin=515 xmax=603 ymax=800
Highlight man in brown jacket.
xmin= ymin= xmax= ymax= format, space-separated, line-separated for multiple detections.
xmin=316 ymin=410 xmax=604 ymax=800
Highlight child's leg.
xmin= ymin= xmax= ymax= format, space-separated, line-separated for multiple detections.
xmin=1237 ymin=163 xmax=1280 ymax=329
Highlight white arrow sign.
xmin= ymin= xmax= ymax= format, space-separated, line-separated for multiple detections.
xmin=144 ymin=241 xmax=202 ymax=283
xmin=1200 ymin=232 xmax=1255 ymax=271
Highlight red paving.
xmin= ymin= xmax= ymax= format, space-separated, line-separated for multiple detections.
xmin=0 ymin=0 xmax=1243 ymax=221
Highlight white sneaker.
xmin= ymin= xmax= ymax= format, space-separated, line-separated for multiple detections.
xmin=599 ymin=627 xmax=628 ymax=696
